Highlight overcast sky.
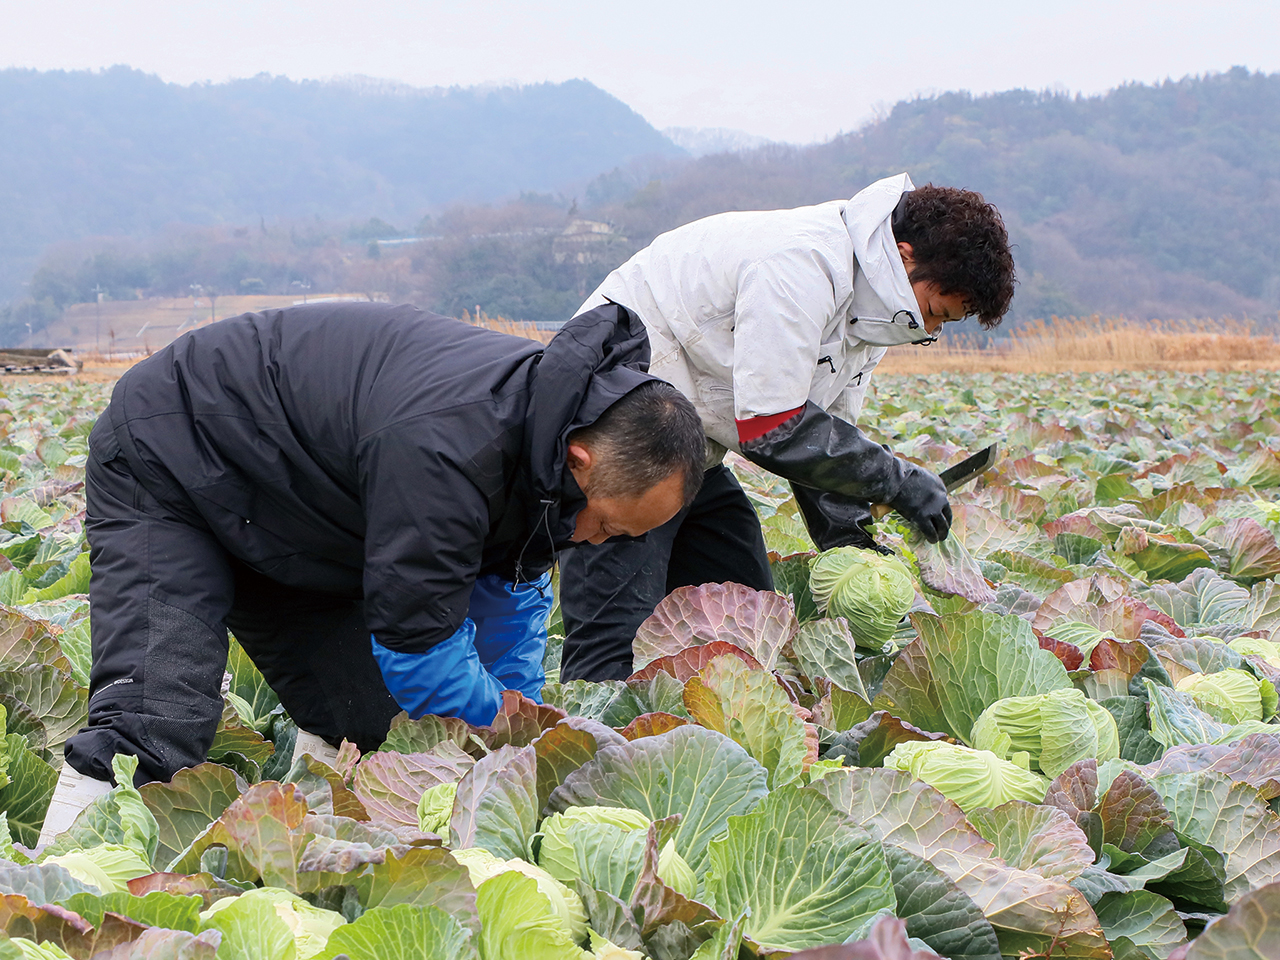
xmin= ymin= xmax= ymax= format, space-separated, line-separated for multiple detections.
xmin=4 ymin=0 xmax=1279 ymax=144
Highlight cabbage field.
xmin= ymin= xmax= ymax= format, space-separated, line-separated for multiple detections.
xmin=0 ymin=370 xmax=1279 ymax=959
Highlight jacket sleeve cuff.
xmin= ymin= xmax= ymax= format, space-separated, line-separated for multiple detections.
xmin=371 ymin=620 xmax=505 ymax=726
xmin=739 ymin=401 xmax=906 ymax=505
xmin=735 ymin=406 xmax=806 ymax=444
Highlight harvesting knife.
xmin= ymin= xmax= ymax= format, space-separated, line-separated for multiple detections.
xmin=870 ymin=442 xmax=1000 ymax=520
xmin=938 ymin=442 xmax=1000 ymax=492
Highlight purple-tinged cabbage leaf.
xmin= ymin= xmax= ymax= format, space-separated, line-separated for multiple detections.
xmin=965 ymin=800 xmax=1093 ymax=882
xmin=352 ymin=743 xmax=473 ymax=828
xmin=908 ymin=532 xmax=996 ymax=604
xmin=683 ymin=655 xmax=810 ymax=788
xmin=139 ymin=763 xmax=247 ymax=870
xmin=1207 ymin=517 xmax=1280 ymax=584
xmin=632 ymin=583 xmax=798 ymax=672
xmin=1174 ymin=879 xmax=1280 ymax=960
xmin=448 ymin=744 xmax=538 ymax=862
xmin=627 ymin=641 xmax=761 ymax=684
xmin=786 ymin=915 xmax=943 ymax=960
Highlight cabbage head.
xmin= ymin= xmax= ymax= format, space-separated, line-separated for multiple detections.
xmin=971 ymin=687 xmax=1120 ymax=778
xmin=202 ymin=887 xmax=345 ymax=960
xmin=885 ymin=740 xmax=1050 ymax=811
xmin=454 ymin=846 xmax=589 ymax=946
xmin=1228 ymin=636 xmax=1280 ymax=669
xmin=416 ymin=781 xmax=458 ymax=835
xmin=589 ymin=931 xmax=646 ymax=959
xmin=657 ymin=839 xmax=696 ymax=899
xmin=537 ymin=804 xmax=696 ymax=900
xmin=808 ymin=547 xmax=914 ymax=649
xmin=537 ymin=805 xmax=650 ymax=886
xmin=4 ymin=940 xmax=75 ymax=959
xmin=41 ymin=843 xmax=154 ymax=894
xmin=1176 ymin=668 xmax=1275 ymax=724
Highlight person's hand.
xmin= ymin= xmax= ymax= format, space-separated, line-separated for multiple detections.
xmin=890 ymin=463 xmax=952 ymax=543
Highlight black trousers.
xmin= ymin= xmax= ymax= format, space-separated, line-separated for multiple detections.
xmin=558 ymin=463 xmax=774 ymax=681
xmin=65 ymin=444 xmax=400 ymax=785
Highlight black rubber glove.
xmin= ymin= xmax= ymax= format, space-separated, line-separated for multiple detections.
xmin=740 ymin=402 xmax=907 ymax=503
xmin=740 ymin=401 xmax=953 ymax=544
xmin=791 ymin=484 xmax=890 ymax=553
xmin=891 ymin=462 xmax=952 ymax=543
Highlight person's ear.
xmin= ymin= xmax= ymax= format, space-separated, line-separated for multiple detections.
xmin=897 ymin=241 xmax=916 ymax=270
xmin=566 ymin=443 xmax=593 ymax=474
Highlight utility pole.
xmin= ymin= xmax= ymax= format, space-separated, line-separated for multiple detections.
xmin=92 ymin=283 xmax=105 ymax=354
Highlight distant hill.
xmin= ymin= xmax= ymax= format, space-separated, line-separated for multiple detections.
xmin=7 ymin=67 xmax=1279 ymax=337
xmin=590 ymin=68 xmax=1280 ymax=323
xmin=0 ymin=68 xmax=684 ymax=305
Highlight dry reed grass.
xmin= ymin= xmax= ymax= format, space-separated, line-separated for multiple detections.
xmin=477 ymin=313 xmax=1279 ymax=373
xmin=468 ymin=313 xmax=554 ymax=344
xmin=876 ymin=315 xmax=1280 ymax=374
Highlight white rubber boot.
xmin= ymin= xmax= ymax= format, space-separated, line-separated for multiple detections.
xmin=38 ymin=764 xmax=114 ymax=849
xmin=292 ymin=730 xmax=340 ymax=768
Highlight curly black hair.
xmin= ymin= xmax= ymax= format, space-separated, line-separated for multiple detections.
xmin=893 ymin=185 xmax=1016 ymax=328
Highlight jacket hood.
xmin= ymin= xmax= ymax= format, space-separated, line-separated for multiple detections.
xmin=842 ymin=173 xmax=936 ymax=346
xmin=518 ymin=302 xmax=655 ymax=563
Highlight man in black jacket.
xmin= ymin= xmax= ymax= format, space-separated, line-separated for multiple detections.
xmin=44 ymin=300 xmax=703 ymax=841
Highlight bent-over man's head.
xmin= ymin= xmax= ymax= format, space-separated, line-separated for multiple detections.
xmin=564 ymin=380 xmax=705 ymax=544
xmin=893 ymin=184 xmax=1017 ymax=334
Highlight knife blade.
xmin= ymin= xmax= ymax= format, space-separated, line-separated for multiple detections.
xmin=938 ymin=442 xmax=1000 ymax=492
xmin=869 ymin=443 xmax=999 ymax=520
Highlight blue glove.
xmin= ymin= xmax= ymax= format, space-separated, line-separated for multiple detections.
xmin=370 ymin=572 xmax=552 ymax=724
xmin=470 ymin=573 xmax=553 ymax=701
xmin=371 ymin=620 xmax=504 ymax=726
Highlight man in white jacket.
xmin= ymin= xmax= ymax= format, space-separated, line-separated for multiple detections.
xmin=559 ymin=173 xmax=1016 ymax=681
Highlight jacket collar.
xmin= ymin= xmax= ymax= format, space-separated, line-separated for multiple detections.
xmin=842 ymin=173 xmax=937 ymax=346
xmin=517 ymin=302 xmax=655 ymax=563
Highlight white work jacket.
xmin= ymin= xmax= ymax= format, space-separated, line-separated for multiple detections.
xmin=580 ymin=174 xmax=924 ymax=455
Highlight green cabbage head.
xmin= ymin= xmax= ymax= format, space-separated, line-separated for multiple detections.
xmin=41 ymin=844 xmax=154 ymax=894
xmin=1176 ymin=668 xmax=1276 ymax=724
xmin=201 ymin=887 xmax=345 ymax=959
xmin=971 ymin=687 xmax=1120 ymax=778
xmin=537 ymin=804 xmax=696 ymax=899
xmin=453 ymin=846 xmax=589 ymax=946
xmin=1228 ymin=636 xmax=1280 ymax=669
xmin=589 ymin=931 xmax=646 ymax=959
xmin=885 ymin=740 xmax=1050 ymax=811
xmin=808 ymin=547 xmax=915 ymax=649
xmin=537 ymin=805 xmax=650 ymax=886
xmin=4 ymin=939 xmax=75 ymax=959
xmin=416 ymin=781 xmax=458 ymax=835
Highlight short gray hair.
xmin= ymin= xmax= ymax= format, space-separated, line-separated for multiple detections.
xmin=568 ymin=381 xmax=705 ymax=505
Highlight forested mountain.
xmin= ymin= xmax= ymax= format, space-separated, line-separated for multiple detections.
xmin=0 ymin=67 xmax=683 ymax=307
xmin=584 ymin=67 xmax=1280 ymax=323
xmin=4 ymin=67 xmax=1279 ymax=340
